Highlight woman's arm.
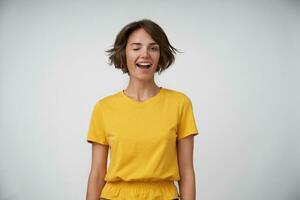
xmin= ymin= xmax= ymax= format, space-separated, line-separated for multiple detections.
xmin=86 ymin=143 xmax=109 ymax=200
xmin=177 ymin=135 xmax=196 ymax=200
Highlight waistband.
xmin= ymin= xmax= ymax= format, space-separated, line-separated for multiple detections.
xmin=101 ymin=180 xmax=179 ymax=200
xmin=106 ymin=180 xmax=175 ymax=188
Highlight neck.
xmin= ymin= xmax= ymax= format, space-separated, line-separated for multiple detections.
xmin=123 ymin=77 xmax=161 ymax=100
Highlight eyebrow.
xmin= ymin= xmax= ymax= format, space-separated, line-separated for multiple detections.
xmin=129 ymin=42 xmax=159 ymax=46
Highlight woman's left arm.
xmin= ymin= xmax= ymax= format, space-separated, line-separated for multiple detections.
xmin=177 ymin=135 xmax=196 ymax=200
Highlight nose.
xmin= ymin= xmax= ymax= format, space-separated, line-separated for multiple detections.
xmin=140 ymin=48 xmax=150 ymax=58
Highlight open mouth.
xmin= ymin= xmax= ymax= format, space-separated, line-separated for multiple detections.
xmin=136 ymin=62 xmax=152 ymax=69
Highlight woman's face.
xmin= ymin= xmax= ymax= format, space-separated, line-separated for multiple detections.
xmin=125 ymin=28 xmax=160 ymax=80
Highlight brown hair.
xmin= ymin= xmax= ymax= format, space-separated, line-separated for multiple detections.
xmin=105 ymin=19 xmax=182 ymax=75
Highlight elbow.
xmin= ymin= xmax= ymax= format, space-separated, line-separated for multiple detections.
xmin=179 ymin=166 xmax=195 ymax=180
xmin=89 ymin=169 xmax=107 ymax=180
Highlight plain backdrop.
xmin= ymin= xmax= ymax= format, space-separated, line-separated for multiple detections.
xmin=0 ymin=1 xmax=299 ymax=200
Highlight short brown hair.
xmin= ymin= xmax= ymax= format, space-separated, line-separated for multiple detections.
xmin=105 ymin=19 xmax=182 ymax=75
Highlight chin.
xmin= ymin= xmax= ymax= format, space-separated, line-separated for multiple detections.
xmin=133 ymin=73 xmax=155 ymax=80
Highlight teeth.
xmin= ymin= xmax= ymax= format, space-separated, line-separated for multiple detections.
xmin=136 ymin=63 xmax=151 ymax=68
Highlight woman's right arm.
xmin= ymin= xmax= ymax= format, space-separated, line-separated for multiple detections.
xmin=86 ymin=142 xmax=109 ymax=200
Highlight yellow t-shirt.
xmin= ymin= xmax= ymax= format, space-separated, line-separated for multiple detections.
xmin=86 ymin=87 xmax=199 ymax=182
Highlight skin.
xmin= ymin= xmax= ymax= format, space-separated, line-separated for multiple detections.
xmin=86 ymin=28 xmax=196 ymax=200
xmin=123 ymin=28 xmax=161 ymax=100
xmin=177 ymin=135 xmax=197 ymax=200
xmin=86 ymin=143 xmax=108 ymax=200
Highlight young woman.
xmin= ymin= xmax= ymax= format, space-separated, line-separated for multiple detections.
xmin=86 ymin=19 xmax=199 ymax=200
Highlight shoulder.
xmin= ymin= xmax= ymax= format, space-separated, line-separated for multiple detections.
xmin=163 ymin=87 xmax=192 ymax=104
xmin=94 ymin=90 xmax=122 ymax=107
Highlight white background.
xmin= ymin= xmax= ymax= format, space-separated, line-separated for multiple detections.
xmin=0 ymin=1 xmax=299 ymax=200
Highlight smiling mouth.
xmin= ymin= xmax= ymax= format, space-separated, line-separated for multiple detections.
xmin=136 ymin=63 xmax=152 ymax=69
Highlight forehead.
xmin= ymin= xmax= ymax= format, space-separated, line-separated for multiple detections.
xmin=127 ymin=28 xmax=158 ymax=45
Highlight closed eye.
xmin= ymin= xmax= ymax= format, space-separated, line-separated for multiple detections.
xmin=132 ymin=47 xmax=159 ymax=51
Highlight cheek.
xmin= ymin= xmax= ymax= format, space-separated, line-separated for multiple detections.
xmin=153 ymin=53 xmax=160 ymax=63
xmin=125 ymin=52 xmax=136 ymax=65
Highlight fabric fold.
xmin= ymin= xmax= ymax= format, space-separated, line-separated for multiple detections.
xmin=100 ymin=180 xmax=180 ymax=200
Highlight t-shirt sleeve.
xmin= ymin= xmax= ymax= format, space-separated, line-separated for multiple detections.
xmin=86 ymin=101 xmax=109 ymax=145
xmin=177 ymin=96 xmax=199 ymax=140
